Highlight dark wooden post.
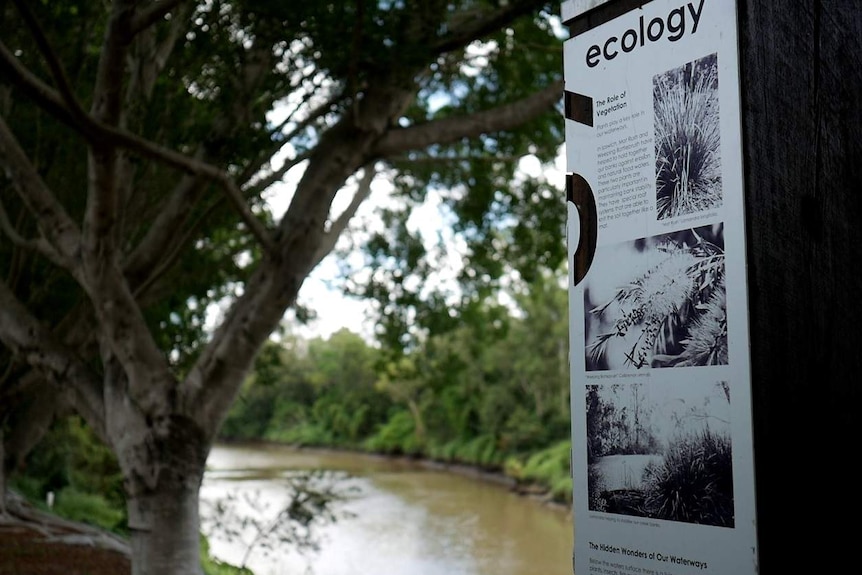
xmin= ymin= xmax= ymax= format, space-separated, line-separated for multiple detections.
xmin=0 ymin=426 xmax=5 ymax=515
xmin=739 ymin=2 xmax=862 ymax=572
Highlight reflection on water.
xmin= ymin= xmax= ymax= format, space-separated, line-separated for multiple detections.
xmin=201 ymin=443 xmax=573 ymax=575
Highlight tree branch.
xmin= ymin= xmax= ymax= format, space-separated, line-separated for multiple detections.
xmin=126 ymin=1 xmax=193 ymax=120
xmin=83 ymin=0 xmax=137 ymax=275
xmin=124 ymin=170 xmax=208 ymax=285
xmin=0 ymin=197 xmax=58 ymax=260
xmin=312 ymin=165 xmax=376 ymax=267
xmin=129 ymin=145 xmax=278 ymax=253
xmin=131 ymin=199 xmax=220 ymax=304
xmin=222 ymin=176 xmax=277 ymax=253
xmin=0 ymin=40 xmax=81 ymax=132
xmin=372 ymin=79 xmax=562 ymax=157
xmin=0 ymin=40 xmax=277 ymax=255
xmin=432 ymin=0 xmax=551 ymax=56
xmin=242 ymin=149 xmax=312 ymax=200
xmin=131 ymin=0 xmax=190 ymax=36
xmin=0 ymin=114 xmax=82 ymax=274
xmin=388 ymin=153 xmax=526 ymax=165
xmin=1 ymin=374 xmax=78 ymax=471
xmin=0 ymin=280 xmax=106 ymax=438
xmin=10 ymin=0 xmax=93 ymax=129
xmin=236 ymin=78 xmax=342 ymax=191
xmin=91 ymin=0 xmax=136 ymax=124
xmin=76 ymin=3 xmax=177 ymax=419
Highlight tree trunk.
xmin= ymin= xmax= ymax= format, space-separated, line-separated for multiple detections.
xmin=117 ymin=413 xmax=211 ymax=575
xmin=126 ymin=481 xmax=204 ymax=575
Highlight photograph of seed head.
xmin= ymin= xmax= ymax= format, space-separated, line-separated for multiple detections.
xmin=584 ymin=223 xmax=726 ymax=371
xmin=654 ymin=52 xmax=722 ymax=220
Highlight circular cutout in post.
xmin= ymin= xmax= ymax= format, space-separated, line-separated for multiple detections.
xmin=566 ymin=172 xmax=598 ymax=286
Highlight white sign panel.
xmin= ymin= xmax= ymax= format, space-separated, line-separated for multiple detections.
xmin=564 ymin=1 xmax=758 ymax=574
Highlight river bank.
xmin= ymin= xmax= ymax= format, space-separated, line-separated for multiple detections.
xmin=217 ymin=437 xmax=573 ymax=512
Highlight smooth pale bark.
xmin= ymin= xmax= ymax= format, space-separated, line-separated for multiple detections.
xmin=119 ymin=415 xmax=209 ymax=575
xmin=127 ymin=486 xmax=204 ymax=575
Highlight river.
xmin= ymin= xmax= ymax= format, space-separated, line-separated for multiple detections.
xmin=200 ymin=442 xmax=574 ymax=575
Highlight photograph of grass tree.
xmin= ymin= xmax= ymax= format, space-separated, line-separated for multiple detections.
xmin=654 ymin=52 xmax=722 ymax=220
xmin=584 ymin=223 xmax=726 ymax=371
xmin=586 ymin=381 xmax=734 ymax=528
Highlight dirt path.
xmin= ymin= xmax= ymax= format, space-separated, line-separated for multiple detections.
xmin=0 ymin=492 xmax=130 ymax=575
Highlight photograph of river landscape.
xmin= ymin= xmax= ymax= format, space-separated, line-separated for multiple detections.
xmin=585 ymin=381 xmax=734 ymax=527
xmin=200 ymin=443 xmax=574 ymax=575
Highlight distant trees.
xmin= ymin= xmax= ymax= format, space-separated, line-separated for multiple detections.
xmin=586 ymin=384 xmax=660 ymax=460
xmin=221 ymin=270 xmax=571 ymax=485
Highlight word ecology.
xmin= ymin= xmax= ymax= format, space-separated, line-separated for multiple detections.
xmin=585 ymin=0 xmax=705 ymax=68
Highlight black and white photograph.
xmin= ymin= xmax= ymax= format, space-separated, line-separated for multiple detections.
xmin=584 ymin=223 xmax=727 ymax=371
xmin=654 ymin=52 xmax=722 ymax=220
xmin=586 ymin=381 xmax=734 ymax=528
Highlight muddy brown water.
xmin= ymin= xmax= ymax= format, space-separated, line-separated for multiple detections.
xmin=201 ymin=442 xmax=574 ymax=575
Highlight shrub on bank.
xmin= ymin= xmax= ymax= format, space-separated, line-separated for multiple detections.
xmin=505 ymin=440 xmax=572 ymax=504
xmin=53 ymin=487 xmax=126 ymax=533
xmin=363 ymin=410 xmax=423 ymax=455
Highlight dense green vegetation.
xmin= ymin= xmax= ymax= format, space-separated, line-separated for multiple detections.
xmin=220 ymin=268 xmax=573 ymax=503
xmin=9 ymin=417 xmax=126 ymax=532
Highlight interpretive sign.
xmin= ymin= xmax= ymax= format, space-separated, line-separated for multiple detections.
xmin=563 ymin=1 xmax=759 ymax=574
